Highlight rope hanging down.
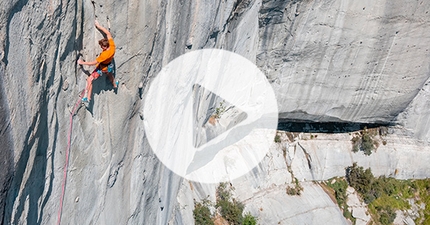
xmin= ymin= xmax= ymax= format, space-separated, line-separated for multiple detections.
xmin=57 ymin=1 xmax=94 ymax=223
xmin=57 ymin=89 xmax=85 ymax=225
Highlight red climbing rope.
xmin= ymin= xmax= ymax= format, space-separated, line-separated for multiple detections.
xmin=57 ymin=89 xmax=85 ymax=225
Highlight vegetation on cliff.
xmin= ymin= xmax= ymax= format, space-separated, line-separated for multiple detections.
xmin=194 ymin=183 xmax=257 ymax=225
xmin=325 ymin=163 xmax=430 ymax=225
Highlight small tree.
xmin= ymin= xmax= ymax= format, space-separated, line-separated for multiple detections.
xmin=194 ymin=200 xmax=214 ymax=225
xmin=361 ymin=132 xmax=374 ymax=155
xmin=216 ymin=183 xmax=244 ymax=225
xmin=346 ymin=163 xmax=375 ymax=203
xmin=351 ymin=128 xmax=377 ymax=155
xmin=215 ymin=183 xmax=258 ymax=225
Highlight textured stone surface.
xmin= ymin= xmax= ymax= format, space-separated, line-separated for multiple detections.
xmin=0 ymin=0 xmax=263 ymax=223
xmin=242 ymin=182 xmax=349 ymax=225
xmin=346 ymin=187 xmax=370 ymax=225
xmin=1 ymin=0 xmax=430 ymax=224
xmin=397 ymin=76 xmax=430 ymax=142
xmin=0 ymin=0 xmax=183 ymax=224
xmin=258 ymin=0 xmax=430 ymax=125
xmin=177 ymin=129 xmax=429 ymax=224
xmin=0 ymin=64 xmax=13 ymax=224
xmin=290 ymin=131 xmax=430 ymax=180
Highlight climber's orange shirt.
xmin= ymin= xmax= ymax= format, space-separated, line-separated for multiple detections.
xmin=96 ymin=38 xmax=115 ymax=72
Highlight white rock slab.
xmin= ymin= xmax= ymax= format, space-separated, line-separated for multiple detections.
xmin=289 ymin=132 xmax=430 ymax=181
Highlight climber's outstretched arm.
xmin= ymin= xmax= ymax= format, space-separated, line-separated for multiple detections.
xmin=77 ymin=59 xmax=97 ymax=66
xmin=95 ymin=20 xmax=112 ymax=39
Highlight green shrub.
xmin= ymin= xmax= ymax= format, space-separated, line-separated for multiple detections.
xmin=346 ymin=163 xmax=375 ymax=200
xmin=351 ymin=128 xmax=377 ymax=155
xmin=214 ymin=100 xmax=226 ymax=119
xmin=194 ymin=200 xmax=214 ymax=225
xmin=215 ymin=183 xmax=257 ymax=225
xmin=413 ymin=180 xmax=430 ymax=224
xmin=377 ymin=206 xmax=396 ymax=225
xmin=217 ymin=199 xmax=244 ymax=225
xmin=274 ymin=134 xmax=281 ymax=143
xmin=345 ymin=164 xmax=430 ymax=224
xmin=286 ymin=178 xmax=303 ymax=196
xmin=361 ymin=133 xmax=374 ymax=155
xmin=243 ymin=213 xmax=257 ymax=225
xmin=327 ymin=178 xmax=348 ymax=207
xmin=326 ymin=178 xmax=355 ymax=223
xmin=194 ymin=183 xmax=258 ymax=225
xmin=216 ymin=183 xmax=243 ymax=224
xmin=346 ymin=163 xmax=402 ymax=222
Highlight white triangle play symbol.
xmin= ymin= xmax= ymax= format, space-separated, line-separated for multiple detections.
xmin=192 ymin=84 xmax=248 ymax=148
xmin=144 ymin=49 xmax=278 ymax=183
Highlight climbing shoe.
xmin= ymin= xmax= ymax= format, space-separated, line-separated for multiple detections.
xmin=82 ymin=97 xmax=88 ymax=102
xmin=115 ymin=81 xmax=119 ymax=88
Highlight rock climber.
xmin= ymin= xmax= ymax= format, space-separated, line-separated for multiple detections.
xmin=77 ymin=20 xmax=118 ymax=103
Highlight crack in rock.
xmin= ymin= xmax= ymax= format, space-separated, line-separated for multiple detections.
xmin=107 ymin=160 xmax=123 ymax=188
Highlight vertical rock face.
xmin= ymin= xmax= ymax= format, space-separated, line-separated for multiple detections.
xmin=0 ymin=0 xmax=429 ymax=224
xmin=258 ymin=0 xmax=430 ymax=124
xmin=0 ymin=64 xmax=13 ymax=224
xmin=0 ymin=0 xmax=261 ymax=224
xmin=396 ymin=78 xmax=430 ymax=142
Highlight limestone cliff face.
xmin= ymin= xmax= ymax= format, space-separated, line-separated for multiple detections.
xmin=0 ymin=0 xmax=261 ymax=224
xmin=0 ymin=0 xmax=429 ymax=224
xmin=258 ymin=0 xmax=430 ymax=125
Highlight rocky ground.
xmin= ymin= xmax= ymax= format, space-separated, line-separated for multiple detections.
xmin=179 ymin=127 xmax=430 ymax=224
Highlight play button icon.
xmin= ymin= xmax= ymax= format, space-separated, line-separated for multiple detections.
xmin=143 ymin=49 xmax=278 ymax=183
xmin=192 ymin=84 xmax=248 ymax=148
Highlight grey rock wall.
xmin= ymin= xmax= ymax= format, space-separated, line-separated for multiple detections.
xmin=258 ymin=0 xmax=430 ymax=124
xmin=1 ymin=0 xmax=429 ymax=224
xmin=0 ymin=0 xmax=184 ymax=224
xmin=0 ymin=64 xmax=13 ymax=224
xmin=0 ymin=0 xmax=261 ymax=224
xmin=178 ymin=129 xmax=430 ymax=225
xmin=397 ymin=76 xmax=430 ymax=142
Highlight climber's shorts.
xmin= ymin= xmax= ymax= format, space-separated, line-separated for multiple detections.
xmin=90 ymin=63 xmax=114 ymax=81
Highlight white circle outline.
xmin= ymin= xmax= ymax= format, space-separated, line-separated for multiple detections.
xmin=143 ymin=49 xmax=278 ymax=183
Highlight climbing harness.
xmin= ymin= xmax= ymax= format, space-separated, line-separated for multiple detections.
xmin=56 ymin=89 xmax=85 ymax=225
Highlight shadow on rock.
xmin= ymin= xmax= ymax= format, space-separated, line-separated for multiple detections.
xmin=3 ymin=103 xmax=52 ymax=224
